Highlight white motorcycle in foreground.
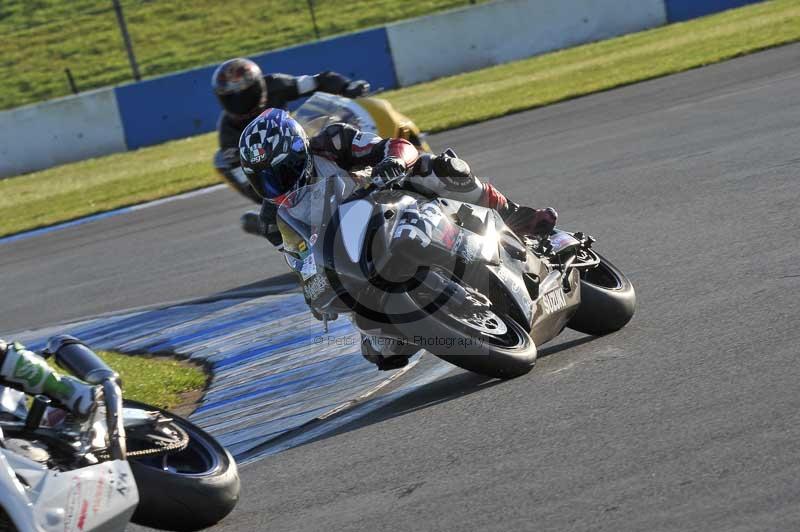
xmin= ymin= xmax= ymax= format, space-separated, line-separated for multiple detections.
xmin=0 ymin=336 xmax=239 ymax=532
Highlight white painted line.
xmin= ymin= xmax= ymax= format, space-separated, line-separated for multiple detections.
xmin=126 ymin=184 xmax=227 ymax=212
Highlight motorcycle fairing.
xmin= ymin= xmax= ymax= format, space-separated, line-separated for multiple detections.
xmin=338 ymin=200 xmax=375 ymax=263
xmin=389 ymin=199 xmax=499 ymax=270
xmin=528 ymin=268 xmax=581 ymax=345
xmin=485 ymin=263 xmax=536 ymax=329
xmin=0 ymin=448 xmax=137 ymax=532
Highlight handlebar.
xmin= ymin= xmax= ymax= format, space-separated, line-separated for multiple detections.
xmin=44 ymin=336 xmax=126 ymax=460
xmin=45 ymin=335 xmax=119 ymax=385
xmin=102 ymin=378 xmax=127 ymax=460
xmin=355 ymin=173 xmax=408 ymax=200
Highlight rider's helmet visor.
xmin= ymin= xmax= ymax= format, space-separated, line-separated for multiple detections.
xmin=259 ymin=144 xmax=312 ymax=205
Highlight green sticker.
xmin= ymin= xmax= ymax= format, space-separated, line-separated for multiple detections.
xmin=12 ymin=356 xmax=45 ymax=389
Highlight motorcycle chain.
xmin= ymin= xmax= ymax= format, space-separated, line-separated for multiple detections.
xmin=96 ymin=423 xmax=189 ymax=461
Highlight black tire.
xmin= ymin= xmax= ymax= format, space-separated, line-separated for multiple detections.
xmin=567 ymin=254 xmax=636 ymax=336
xmin=385 ymin=288 xmax=537 ymax=380
xmin=123 ymin=400 xmax=240 ymax=532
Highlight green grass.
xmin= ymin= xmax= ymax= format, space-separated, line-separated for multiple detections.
xmin=94 ymin=350 xmax=207 ymax=410
xmin=0 ymin=0 xmax=480 ymax=110
xmin=2 ymin=0 xmax=799 ymax=237
xmin=0 ymin=134 xmax=219 ymax=236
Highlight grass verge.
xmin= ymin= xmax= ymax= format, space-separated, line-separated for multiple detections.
xmin=0 ymin=134 xmax=219 ymax=237
xmin=93 ymin=351 xmax=207 ymax=411
xmin=2 ymin=0 xmax=799 ymax=237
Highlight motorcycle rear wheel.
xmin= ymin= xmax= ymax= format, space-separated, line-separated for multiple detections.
xmin=123 ymin=400 xmax=240 ymax=532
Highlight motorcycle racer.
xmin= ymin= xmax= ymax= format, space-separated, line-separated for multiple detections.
xmin=212 ymin=57 xmax=370 ymax=217
xmin=0 ymin=339 xmax=97 ymax=418
xmin=239 ymin=108 xmax=557 ymax=369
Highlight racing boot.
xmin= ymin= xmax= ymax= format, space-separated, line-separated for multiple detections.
xmin=360 ymin=334 xmax=417 ymax=371
xmin=0 ymin=340 xmax=98 ymax=418
xmin=240 ymin=211 xmax=266 ymax=237
xmin=242 ymin=202 xmax=284 ymax=247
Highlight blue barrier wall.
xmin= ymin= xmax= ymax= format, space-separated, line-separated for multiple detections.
xmin=115 ymin=27 xmax=396 ymax=150
xmin=664 ymin=0 xmax=763 ymax=22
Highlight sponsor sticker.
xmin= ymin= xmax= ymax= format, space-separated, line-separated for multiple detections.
xmin=496 ymin=267 xmax=525 ymax=295
xmin=116 ymin=471 xmax=130 ymax=498
xmin=248 ymin=144 xmax=267 ymax=163
xmin=460 ymin=236 xmax=481 ymax=263
xmin=77 ymin=500 xmax=89 ymax=530
xmin=299 ymin=254 xmax=317 ymax=280
xmin=440 ymin=225 xmax=460 ymax=249
xmin=91 ymin=473 xmax=106 ymax=515
xmin=541 ymin=288 xmax=568 ymax=315
xmin=64 ymin=476 xmax=83 ymax=531
xmin=304 ymin=274 xmax=330 ymax=301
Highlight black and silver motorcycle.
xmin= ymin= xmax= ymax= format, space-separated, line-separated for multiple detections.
xmin=278 ymin=174 xmax=636 ymax=379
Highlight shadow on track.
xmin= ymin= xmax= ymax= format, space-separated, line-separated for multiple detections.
xmin=289 ymin=334 xmax=597 ymax=451
xmin=318 ymin=370 xmax=502 ymax=439
xmin=212 ymin=272 xmax=298 ymax=299
xmin=537 ymin=335 xmax=595 ymax=357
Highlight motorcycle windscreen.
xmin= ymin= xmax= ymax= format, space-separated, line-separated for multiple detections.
xmin=277 ymin=175 xmax=355 ymax=272
xmin=278 ymin=175 xmax=369 ymax=307
xmin=292 ymin=92 xmax=377 ymax=137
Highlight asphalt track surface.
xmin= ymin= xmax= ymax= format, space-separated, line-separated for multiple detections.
xmin=3 ymin=43 xmax=800 ymax=530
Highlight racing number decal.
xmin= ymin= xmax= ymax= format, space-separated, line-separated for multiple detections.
xmin=393 ymin=203 xmax=452 ymax=248
xmin=394 ymin=205 xmax=433 ymax=247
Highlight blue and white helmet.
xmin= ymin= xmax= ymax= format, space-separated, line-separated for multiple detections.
xmin=238 ymin=108 xmax=313 ymax=203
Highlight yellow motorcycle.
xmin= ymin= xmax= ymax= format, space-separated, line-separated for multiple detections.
xmin=214 ymin=92 xmax=429 ymax=205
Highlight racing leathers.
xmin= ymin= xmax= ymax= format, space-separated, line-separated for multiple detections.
xmin=0 ymin=339 xmax=97 ymax=418
xmin=270 ymin=123 xmax=558 ymax=370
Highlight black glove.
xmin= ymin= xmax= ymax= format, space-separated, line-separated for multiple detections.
xmin=343 ymin=80 xmax=370 ymax=98
xmin=213 ymin=148 xmax=241 ymax=170
xmin=370 ymin=157 xmax=406 ymax=187
xmin=315 ymin=71 xmax=349 ymax=93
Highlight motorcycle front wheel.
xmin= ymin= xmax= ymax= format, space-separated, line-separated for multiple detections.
xmin=123 ymin=400 xmax=240 ymax=532
xmin=385 ymin=277 xmax=537 ymax=379
xmin=567 ymin=254 xmax=636 ymax=336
